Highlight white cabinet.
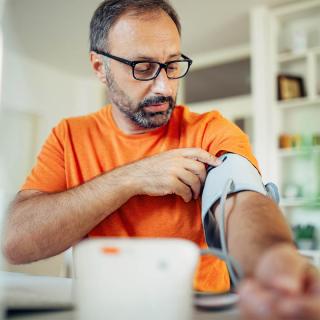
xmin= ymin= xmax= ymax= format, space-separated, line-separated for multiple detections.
xmin=251 ymin=0 xmax=320 ymax=248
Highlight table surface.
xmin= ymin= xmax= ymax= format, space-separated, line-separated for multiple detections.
xmin=6 ymin=309 xmax=240 ymax=320
xmin=2 ymin=272 xmax=240 ymax=320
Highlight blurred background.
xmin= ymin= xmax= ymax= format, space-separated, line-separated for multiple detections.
xmin=0 ymin=0 xmax=320 ymax=275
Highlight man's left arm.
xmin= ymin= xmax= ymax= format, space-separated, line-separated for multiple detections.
xmin=215 ymin=191 xmax=320 ymax=319
xmin=204 ymin=114 xmax=320 ymax=318
xmin=215 ymin=191 xmax=293 ymax=276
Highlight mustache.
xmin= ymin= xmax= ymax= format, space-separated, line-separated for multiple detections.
xmin=138 ymin=96 xmax=174 ymax=109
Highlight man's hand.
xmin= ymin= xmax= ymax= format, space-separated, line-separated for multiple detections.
xmin=126 ymin=148 xmax=221 ymax=202
xmin=239 ymin=243 xmax=320 ymax=320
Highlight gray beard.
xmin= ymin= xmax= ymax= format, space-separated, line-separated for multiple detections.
xmin=119 ymin=99 xmax=175 ymax=129
xmin=105 ymin=67 xmax=176 ymax=129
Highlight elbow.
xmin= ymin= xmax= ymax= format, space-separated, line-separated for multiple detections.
xmin=2 ymin=195 xmax=42 ymax=265
xmin=2 ymin=228 xmax=28 ymax=265
xmin=2 ymin=238 xmax=19 ymax=265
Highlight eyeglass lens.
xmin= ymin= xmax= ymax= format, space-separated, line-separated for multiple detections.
xmin=133 ymin=61 xmax=189 ymax=80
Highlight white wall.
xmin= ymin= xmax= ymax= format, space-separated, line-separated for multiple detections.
xmin=2 ymin=50 xmax=105 ymax=157
xmin=1 ymin=3 xmax=106 ymax=275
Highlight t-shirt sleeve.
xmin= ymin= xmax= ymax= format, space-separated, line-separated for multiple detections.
xmin=203 ymin=113 xmax=259 ymax=171
xmin=21 ymin=120 xmax=67 ymax=193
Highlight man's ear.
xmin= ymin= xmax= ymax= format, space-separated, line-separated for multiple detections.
xmin=90 ymin=51 xmax=107 ymax=84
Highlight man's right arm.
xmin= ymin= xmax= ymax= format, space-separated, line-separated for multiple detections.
xmin=3 ymin=165 xmax=136 ymax=264
xmin=3 ymin=148 xmax=219 ymax=265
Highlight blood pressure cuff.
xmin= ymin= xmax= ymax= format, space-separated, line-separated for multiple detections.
xmin=201 ymin=153 xmax=279 ymax=248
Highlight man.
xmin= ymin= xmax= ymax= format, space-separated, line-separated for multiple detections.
xmin=3 ymin=0 xmax=320 ymax=318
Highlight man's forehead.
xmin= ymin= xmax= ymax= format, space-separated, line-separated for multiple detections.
xmin=130 ymin=51 xmax=181 ymax=61
xmin=107 ymin=10 xmax=181 ymax=58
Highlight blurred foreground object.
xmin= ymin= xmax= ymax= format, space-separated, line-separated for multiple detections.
xmin=74 ymin=238 xmax=199 ymax=320
xmin=0 ymin=0 xmax=6 ymax=318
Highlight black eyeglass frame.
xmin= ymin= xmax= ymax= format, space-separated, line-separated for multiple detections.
xmin=94 ymin=49 xmax=193 ymax=81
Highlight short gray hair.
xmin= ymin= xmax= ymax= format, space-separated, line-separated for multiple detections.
xmin=89 ymin=0 xmax=181 ymax=52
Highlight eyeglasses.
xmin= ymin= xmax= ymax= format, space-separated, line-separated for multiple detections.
xmin=94 ymin=49 xmax=193 ymax=81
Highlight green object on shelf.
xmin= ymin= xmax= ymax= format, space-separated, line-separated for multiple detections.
xmin=293 ymin=224 xmax=317 ymax=250
xmin=293 ymin=224 xmax=314 ymax=240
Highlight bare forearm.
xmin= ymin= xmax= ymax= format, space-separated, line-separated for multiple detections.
xmin=4 ymin=166 xmax=135 ymax=264
xmin=216 ymin=192 xmax=294 ymax=276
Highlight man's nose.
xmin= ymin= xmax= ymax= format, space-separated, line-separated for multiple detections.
xmin=151 ymin=68 xmax=174 ymax=97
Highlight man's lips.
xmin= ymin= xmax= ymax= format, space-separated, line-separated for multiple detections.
xmin=143 ymin=103 xmax=168 ymax=112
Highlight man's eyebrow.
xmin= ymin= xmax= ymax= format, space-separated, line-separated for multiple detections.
xmin=133 ymin=53 xmax=182 ymax=60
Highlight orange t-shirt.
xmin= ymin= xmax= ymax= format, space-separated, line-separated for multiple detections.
xmin=22 ymin=105 xmax=258 ymax=292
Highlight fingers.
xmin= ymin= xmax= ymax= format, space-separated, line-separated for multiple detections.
xmin=165 ymin=148 xmax=218 ymax=201
xmin=134 ymin=148 xmax=221 ymax=201
xmin=239 ymin=245 xmax=320 ymax=320
xmin=173 ymin=179 xmax=193 ymax=203
xmin=255 ymin=243 xmax=307 ymax=295
xmin=180 ymin=158 xmax=207 ymax=186
xmin=304 ymin=263 xmax=320 ymax=293
xmin=277 ymin=295 xmax=320 ymax=320
xmin=172 ymin=148 xmax=221 ymax=167
xmin=239 ymin=279 xmax=278 ymax=320
xmin=239 ymin=279 xmax=320 ymax=320
xmin=176 ymin=168 xmax=202 ymax=199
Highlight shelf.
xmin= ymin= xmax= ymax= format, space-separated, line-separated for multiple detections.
xmin=280 ymin=197 xmax=320 ymax=208
xmin=273 ymin=0 xmax=320 ymax=21
xmin=277 ymin=96 xmax=320 ymax=109
xmin=278 ymin=46 xmax=320 ymax=63
xmin=278 ymin=146 xmax=320 ymax=157
xmin=278 ymin=51 xmax=307 ymax=63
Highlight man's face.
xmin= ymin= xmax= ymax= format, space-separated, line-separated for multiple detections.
xmin=104 ymin=10 xmax=181 ymax=129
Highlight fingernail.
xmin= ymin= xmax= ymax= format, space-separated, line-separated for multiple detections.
xmin=215 ymin=158 xmax=222 ymax=166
